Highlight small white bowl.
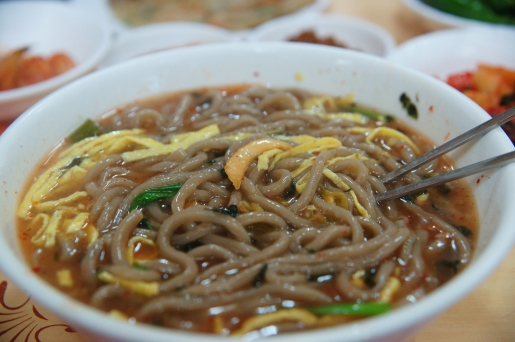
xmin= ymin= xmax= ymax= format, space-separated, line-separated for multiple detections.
xmin=1 ymin=42 xmax=515 ymax=342
xmin=99 ymin=22 xmax=235 ymax=68
xmin=386 ymin=27 xmax=515 ymax=80
xmin=403 ymin=0 xmax=515 ymax=30
xmin=0 ymin=1 xmax=112 ymax=120
xmin=246 ymin=13 xmax=396 ymax=57
xmin=72 ymin=0 xmax=332 ymax=31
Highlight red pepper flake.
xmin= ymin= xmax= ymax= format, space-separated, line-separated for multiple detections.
xmin=476 ymin=178 xmax=481 ymax=184
xmin=444 ymin=132 xmax=451 ymax=140
xmin=32 ymin=267 xmax=41 ymax=273
xmin=429 ymin=105 xmax=434 ymax=113
xmin=253 ymin=71 xmax=260 ymax=77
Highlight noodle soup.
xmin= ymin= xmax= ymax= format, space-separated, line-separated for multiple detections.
xmin=17 ymin=85 xmax=477 ymax=337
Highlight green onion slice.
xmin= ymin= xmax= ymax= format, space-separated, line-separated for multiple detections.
xmin=307 ymin=302 xmax=391 ymax=316
xmin=68 ymin=119 xmax=102 ymax=142
xmin=130 ymin=183 xmax=183 ymax=211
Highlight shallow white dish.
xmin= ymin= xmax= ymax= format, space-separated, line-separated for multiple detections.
xmin=0 ymin=1 xmax=112 ymax=120
xmin=99 ymin=22 xmax=236 ymax=68
xmin=403 ymin=0 xmax=515 ymax=30
xmin=71 ymin=0 xmax=332 ymax=32
xmin=1 ymin=42 xmax=515 ymax=342
xmin=387 ymin=27 xmax=515 ymax=80
xmin=246 ymin=13 xmax=396 ymax=57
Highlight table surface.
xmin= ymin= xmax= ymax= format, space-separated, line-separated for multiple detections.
xmin=0 ymin=1 xmax=514 ymax=341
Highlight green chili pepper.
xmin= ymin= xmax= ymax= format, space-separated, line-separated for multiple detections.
xmin=68 ymin=119 xmax=102 ymax=142
xmin=422 ymin=0 xmax=515 ymax=24
xmin=307 ymin=302 xmax=391 ymax=316
xmin=129 ymin=183 xmax=183 ymax=211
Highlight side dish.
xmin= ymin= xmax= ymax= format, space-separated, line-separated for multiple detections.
xmin=445 ymin=64 xmax=515 ymax=142
xmin=108 ymin=0 xmax=317 ymax=30
xmin=421 ymin=0 xmax=515 ymax=25
xmin=0 ymin=48 xmax=75 ymax=91
xmin=287 ymin=30 xmax=349 ymax=48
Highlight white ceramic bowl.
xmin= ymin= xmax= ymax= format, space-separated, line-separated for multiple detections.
xmin=1 ymin=42 xmax=515 ymax=342
xmin=386 ymin=27 xmax=515 ymax=80
xmin=403 ymin=0 xmax=515 ymax=30
xmin=246 ymin=13 xmax=396 ymax=57
xmin=71 ymin=0 xmax=332 ymax=31
xmin=99 ymin=22 xmax=235 ymax=68
xmin=0 ymin=1 xmax=112 ymax=120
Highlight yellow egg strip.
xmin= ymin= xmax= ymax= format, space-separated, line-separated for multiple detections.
xmin=269 ymin=137 xmax=341 ymax=170
xmin=31 ymin=210 xmax=62 ymax=248
xmin=98 ymin=270 xmax=159 ymax=297
xmin=59 ymin=129 xmax=145 ymax=160
xmin=324 ymin=113 xmax=369 ymax=124
xmin=106 ymin=136 xmax=164 ymax=155
xmin=379 ymin=277 xmax=401 ymax=303
xmin=225 ymin=138 xmax=292 ymax=190
xmin=122 ymin=124 xmax=220 ymax=162
xmin=303 ymin=96 xmax=336 ymax=113
xmin=108 ymin=310 xmax=130 ymax=321
xmin=322 ymin=168 xmax=370 ymax=218
xmin=347 ymin=127 xmax=373 ymax=134
xmin=366 ymin=127 xmax=421 ymax=155
xmin=19 ymin=130 xmax=146 ymax=218
xmin=290 ymin=157 xmax=317 ymax=178
xmin=65 ymin=212 xmax=90 ymax=233
xmin=274 ymin=134 xmax=317 ymax=144
xmin=220 ymin=132 xmax=253 ymax=141
xmin=56 ymin=269 xmax=73 ymax=287
xmin=231 ymin=308 xmax=318 ymax=336
xmin=126 ymin=236 xmax=158 ymax=265
xmin=34 ymin=191 xmax=89 ymax=213
xmin=257 ymin=148 xmax=284 ymax=171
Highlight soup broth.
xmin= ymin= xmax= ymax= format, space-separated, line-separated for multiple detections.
xmin=17 ymin=85 xmax=477 ymax=337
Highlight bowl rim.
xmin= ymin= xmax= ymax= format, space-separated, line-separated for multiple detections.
xmin=246 ymin=12 xmax=397 ymax=57
xmin=0 ymin=0 xmax=113 ymax=103
xmin=1 ymin=42 xmax=515 ymax=342
xmin=386 ymin=26 xmax=515 ymax=77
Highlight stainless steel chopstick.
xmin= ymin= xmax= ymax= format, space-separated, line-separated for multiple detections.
xmin=376 ymin=150 xmax=515 ymax=202
xmin=381 ymin=106 xmax=515 ymax=183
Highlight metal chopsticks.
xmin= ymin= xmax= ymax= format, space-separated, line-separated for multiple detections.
xmin=375 ymin=106 xmax=515 ymax=202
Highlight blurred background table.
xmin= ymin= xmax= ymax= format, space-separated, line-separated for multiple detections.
xmin=0 ymin=0 xmax=514 ymax=341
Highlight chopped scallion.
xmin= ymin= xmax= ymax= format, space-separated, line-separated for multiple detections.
xmin=307 ymin=302 xmax=391 ymax=316
xmin=130 ymin=183 xmax=183 ymax=211
xmin=68 ymin=119 xmax=102 ymax=142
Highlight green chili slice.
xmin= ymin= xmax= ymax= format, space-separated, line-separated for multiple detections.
xmin=307 ymin=302 xmax=391 ymax=316
xmin=68 ymin=119 xmax=102 ymax=142
xmin=130 ymin=183 xmax=183 ymax=211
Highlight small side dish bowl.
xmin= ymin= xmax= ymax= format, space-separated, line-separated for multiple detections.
xmin=0 ymin=1 xmax=112 ymax=120
xmin=245 ymin=13 xmax=396 ymax=57
xmin=386 ymin=27 xmax=515 ymax=79
xmin=99 ymin=22 xmax=235 ymax=68
xmin=1 ymin=42 xmax=515 ymax=342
